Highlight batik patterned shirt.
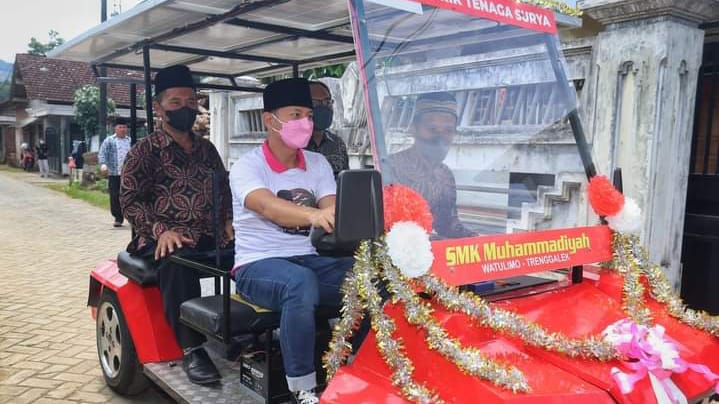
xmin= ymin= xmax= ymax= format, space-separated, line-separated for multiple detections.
xmin=388 ymin=146 xmax=475 ymax=239
xmin=304 ymin=130 xmax=349 ymax=178
xmin=120 ymin=130 xmax=232 ymax=253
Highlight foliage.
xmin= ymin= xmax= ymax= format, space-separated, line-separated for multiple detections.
xmin=93 ymin=178 xmax=109 ymax=193
xmin=27 ymin=30 xmax=65 ymax=56
xmin=73 ymin=85 xmax=116 ymax=140
xmin=46 ymin=182 xmax=110 ymax=210
xmin=0 ymin=78 xmax=10 ymax=102
xmin=303 ymin=63 xmax=347 ymax=80
xmin=260 ymin=63 xmax=348 ymax=84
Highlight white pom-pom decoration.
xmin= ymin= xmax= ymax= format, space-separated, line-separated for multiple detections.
xmin=606 ymin=197 xmax=642 ymax=234
xmin=386 ymin=221 xmax=434 ymax=278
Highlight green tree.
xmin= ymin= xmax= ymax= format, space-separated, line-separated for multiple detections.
xmin=302 ymin=63 xmax=347 ymax=80
xmin=0 ymin=78 xmax=10 ymax=102
xmin=73 ymin=85 xmax=116 ymax=141
xmin=27 ymin=30 xmax=65 ymax=56
xmin=260 ymin=63 xmax=348 ymax=85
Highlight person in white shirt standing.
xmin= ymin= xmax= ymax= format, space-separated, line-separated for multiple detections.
xmin=99 ymin=118 xmax=132 ymax=227
xmin=229 ymin=78 xmax=354 ymax=404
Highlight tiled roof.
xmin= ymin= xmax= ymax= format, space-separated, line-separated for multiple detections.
xmin=13 ymin=54 xmax=144 ymax=106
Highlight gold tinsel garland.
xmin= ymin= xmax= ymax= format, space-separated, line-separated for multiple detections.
xmin=611 ymin=234 xmax=653 ymax=325
xmin=613 ymin=233 xmax=719 ymax=336
xmin=322 ymin=269 xmax=365 ymax=380
xmin=516 ymin=0 xmax=583 ymax=17
xmin=419 ymin=275 xmax=618 ymax=361
xmin=345 ymin=240 xmax=442 ymax=403
xmin=376 ymin=245 xmax=530 ymax=393
xmin=324 ymin=239 xmax=626 ymax=403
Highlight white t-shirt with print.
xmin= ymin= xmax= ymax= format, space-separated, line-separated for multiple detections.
xmin=229 ymin=146 xmax=336 ymax=268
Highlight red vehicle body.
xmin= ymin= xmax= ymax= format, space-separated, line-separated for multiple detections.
xmin=322 ymin=267 xmax=719 ymax=404
xmin=89 ymin=260 xmax=182 ymax=364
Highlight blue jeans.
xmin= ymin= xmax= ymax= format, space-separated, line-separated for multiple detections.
xmin=235 ymin=254 xmax=354 ymax=391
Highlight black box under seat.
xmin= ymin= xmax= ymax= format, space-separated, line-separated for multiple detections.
xmin=239 ymin=325 xmax=332 ymax=403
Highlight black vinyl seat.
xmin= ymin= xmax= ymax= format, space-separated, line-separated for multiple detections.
xmin=180 ymin=295 xmax=340 ymax=339
xmin=117 ymin=251 xmax=158 ymax=286
xmin=180 ymin=295 xmax=280 ymax=337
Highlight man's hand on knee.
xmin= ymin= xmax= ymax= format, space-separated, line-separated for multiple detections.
xmin=155 ymin=230 xmax=193 ymax=260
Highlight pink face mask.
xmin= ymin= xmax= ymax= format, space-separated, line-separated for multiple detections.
xmin=272 ymin=115 xmax=313 ymax=149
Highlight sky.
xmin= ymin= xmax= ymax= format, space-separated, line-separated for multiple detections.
xmin=0 ymin=0 xmax=142 ymax=62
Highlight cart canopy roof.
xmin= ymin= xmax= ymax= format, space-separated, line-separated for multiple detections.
xmin=48 ymin=0 xmax=580 ymax=85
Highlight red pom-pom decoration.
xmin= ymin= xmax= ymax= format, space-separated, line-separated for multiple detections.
xmin=588 ymin=175 xmax=625 ymax=217
xmin=383 ymin=184 xmax=433 ymax=233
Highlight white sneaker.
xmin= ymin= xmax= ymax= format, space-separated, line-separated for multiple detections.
xmin=292 ymin=389 xmax=319 ymax=404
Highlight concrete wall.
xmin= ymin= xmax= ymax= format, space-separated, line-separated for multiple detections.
xmin=581 ymin=0 xmax=719 ymax=288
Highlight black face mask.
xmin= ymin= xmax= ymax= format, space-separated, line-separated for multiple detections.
xmin=165 ymin=107 xmax=198 ymax=133
xmin=312 ymin=106 xmax=333 ymax=131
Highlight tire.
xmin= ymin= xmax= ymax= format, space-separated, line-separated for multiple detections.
xmin=96 ymin=289 xmax=149 ymax=395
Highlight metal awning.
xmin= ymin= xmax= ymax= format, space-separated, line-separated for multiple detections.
xmin=48 ymin=0 xmax=581 ymax=87
xmin=48 ymin=0 xmax=357 ymax=86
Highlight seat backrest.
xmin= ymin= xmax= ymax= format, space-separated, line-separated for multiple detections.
xmin=335 ymin=169 xmax=384 ymax=243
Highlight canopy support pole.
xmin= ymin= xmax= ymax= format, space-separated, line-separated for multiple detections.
xmin=143 ymin=46 xmax=154 ymax=134
xmin=130 ymin=83 xmax=137 ymax=145
xmin=349 ymin=0 xmax=390 ymax=175
xmin=543 ymin=34 xmax=596 ymax=283
xmin=543 ymin=34 xmax=596 ymax=180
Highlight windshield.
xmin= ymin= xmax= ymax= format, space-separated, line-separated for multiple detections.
xmin=350 ymin=0 xmax=589 ymax=239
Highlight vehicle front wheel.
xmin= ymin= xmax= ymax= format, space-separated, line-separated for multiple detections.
xmin=96 ymin=289 xmax=149 ymax=395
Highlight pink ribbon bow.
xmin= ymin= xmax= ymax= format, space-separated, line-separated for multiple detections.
xmin=603 ymin=319 xmax=719 ymax=403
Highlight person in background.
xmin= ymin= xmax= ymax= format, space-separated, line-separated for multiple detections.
xmin=20 ymin=143 xmax=33 ymax=171
xmin=388 ymin=92 xmax=475 ymax=239
xmin=72 ymin=140 xmax=87 ymax=182
xmin=304 ymin=81 xmax=349 ymax=178
xmin=99 ymin=118 xmax=131 ymax=227
xmin=36 ymin=140 xmax=49 ymax=178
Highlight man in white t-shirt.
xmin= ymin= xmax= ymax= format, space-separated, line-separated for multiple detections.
xmin=229 ymin=78 xmax=353 ymax=404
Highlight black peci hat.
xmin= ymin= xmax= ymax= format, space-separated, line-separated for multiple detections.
xmin=263 ymin=78 xmax=313 ymax=112
xmin=154 ymin=65 xmax=196 ymax=96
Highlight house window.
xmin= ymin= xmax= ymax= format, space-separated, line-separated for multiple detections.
xmin=234 ymin=109 xmax=266 ymax=138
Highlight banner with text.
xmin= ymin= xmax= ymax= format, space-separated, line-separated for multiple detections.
xmin=431 ymin=225 xmax=613 ymax=285
xmin=412 ymin=0 xmax=557 ymax=34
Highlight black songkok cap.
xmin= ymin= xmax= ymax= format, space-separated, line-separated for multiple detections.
xmin=154 ymin=65 xmax=195 ymax=96
xmin=113 ymin=117 xmax=129 ymax=126
xmin=263 ymin=78 xmax=313 ymax=112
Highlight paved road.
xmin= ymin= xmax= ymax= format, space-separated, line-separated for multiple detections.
xmin=0 ymin=169 xmax=172 ymax=403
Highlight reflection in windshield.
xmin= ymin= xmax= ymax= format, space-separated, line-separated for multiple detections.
xmin=388 ymin=92 xmax=475 ymax=239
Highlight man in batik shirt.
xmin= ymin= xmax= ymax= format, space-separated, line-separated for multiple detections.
xmin=120 ymin=64 xmax=231 ymax=385
xmin=388 ymin=92 xmax=475 ymax=239
xmin=304 ymin=81 xmax=349 ymax=178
